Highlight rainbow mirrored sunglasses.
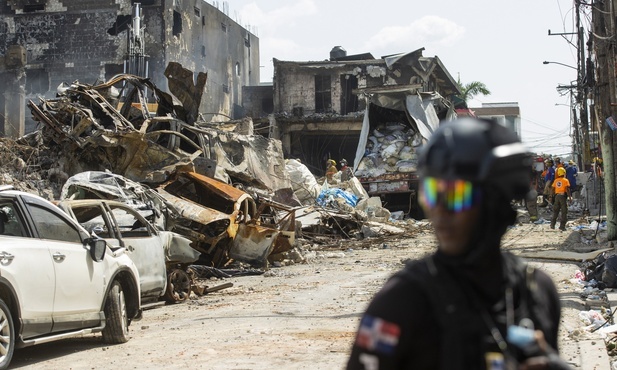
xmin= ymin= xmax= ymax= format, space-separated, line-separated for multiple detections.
xmin=419 ymin=177 xmax=482 ymax=213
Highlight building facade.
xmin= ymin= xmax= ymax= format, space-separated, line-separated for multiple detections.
xmin=471 ymin=102 xmax=522 ymax=137
xmin=0 ymin=0 xmax=259 ymax=135
xmin=262 ymin=47 xmax=460 ymax=175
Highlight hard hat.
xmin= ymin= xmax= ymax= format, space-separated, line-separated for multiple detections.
xmin=568 ymin=160 xmax=575 ymax=165
xmin=556 ymin=167 xmax=566 ymax=177
xmin=417 ymin=117 xmax=532 ymax=200
xmin=340 ymin=158 xmax=347 ymax=164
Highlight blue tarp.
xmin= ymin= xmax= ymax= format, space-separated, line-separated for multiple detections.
xmin=316 ymin=188 xmax=359 ymax=208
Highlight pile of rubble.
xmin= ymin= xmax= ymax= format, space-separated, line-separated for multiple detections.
xmin=1 ymin=62 xmax=408 ymax=273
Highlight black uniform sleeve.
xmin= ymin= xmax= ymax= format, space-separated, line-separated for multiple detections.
xmin=346 ymin=272 xmax=440 ymax=370
xmin=532 ymin=269 xmax=562 ymax=351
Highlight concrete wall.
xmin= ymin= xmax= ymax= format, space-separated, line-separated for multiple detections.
xmin=242 ymin=85 xmax=273 ymax=119
xmin=164 ymin=0 xmax=259 ymax=120
xmin=0 ymin=0 xmax=259 ymax=135
xmin=273 ymin=60 xmax=393 ymax=116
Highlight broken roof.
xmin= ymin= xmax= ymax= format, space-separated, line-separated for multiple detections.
xmin=273 ymin=47 xmax=460 ymax=97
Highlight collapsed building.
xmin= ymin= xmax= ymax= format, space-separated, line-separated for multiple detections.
xmin=245 ymin=47 xmax=461 ymax=217
xmin=0 ymin=0 xmax=465 ymax=220
xmin=23 ymin=60 xmax=299 ymax=268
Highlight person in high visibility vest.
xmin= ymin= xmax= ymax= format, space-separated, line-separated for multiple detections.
xmin=549 ymin=167 xmax=572 ymax=231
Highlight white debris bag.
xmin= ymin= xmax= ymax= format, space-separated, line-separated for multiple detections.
xmin=285 ymin=159 xmax=320 ymax=205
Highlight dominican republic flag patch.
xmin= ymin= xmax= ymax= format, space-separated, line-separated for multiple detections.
xmin=356 ymin=315 xmax=401 ymax=354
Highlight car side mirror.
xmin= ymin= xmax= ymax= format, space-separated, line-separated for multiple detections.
xmin=89 ymin=238 xmax=106 ymax=262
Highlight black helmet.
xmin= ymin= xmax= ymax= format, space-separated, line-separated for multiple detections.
xmin=418 ymin=117 xmax=532 ymax=200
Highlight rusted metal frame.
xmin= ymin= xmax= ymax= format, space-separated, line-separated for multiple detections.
xmin=63 ymin=103 xmax=106 ymax=142
xmin=118 ymin=83 xmax=150 ymax=122
xmin=78 ymin=88 xmax=136 ymax=131
xmin=254 ymin=201 xmax=296 ymax=230
xmin=142 ymin=128 xmax=204 ymax=155
xmin=28 ymin=99 xmax=84 ymax=147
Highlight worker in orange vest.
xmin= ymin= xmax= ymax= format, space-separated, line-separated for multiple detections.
xmin=549 ymin=167 xmax=571 ymax=231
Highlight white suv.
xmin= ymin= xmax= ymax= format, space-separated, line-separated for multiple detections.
xmin=0 ymin=186 xmax=141 ymax=369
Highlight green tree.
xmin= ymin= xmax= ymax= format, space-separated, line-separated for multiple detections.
xmin=456 ymin=78 xmax=491 ymax=102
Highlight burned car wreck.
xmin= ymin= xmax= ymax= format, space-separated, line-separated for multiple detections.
xmin=61 ymin=170 xmax=296 ymax=269
xmin=25 ymin=62 xmax=298 ymax=269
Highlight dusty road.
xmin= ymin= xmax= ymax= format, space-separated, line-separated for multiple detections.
xmin=9 ymin=216 xmax=613 ymax=369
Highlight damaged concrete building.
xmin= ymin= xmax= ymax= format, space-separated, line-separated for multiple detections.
xmin=245 ymin=47 xmax=461 ymax=216
xmin=261 ymin=47 xmax=460 ymax=171
xmin=0 ymin=0 xmax=259 ymax=136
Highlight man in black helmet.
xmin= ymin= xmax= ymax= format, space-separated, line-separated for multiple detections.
xmin=346 ymin=118 xmax=571 ymax=370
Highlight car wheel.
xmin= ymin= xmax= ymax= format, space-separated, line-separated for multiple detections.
xmin=164 ymin=269 xmax=192 ymax=303
xmin=102 ymin=281 xmax=129 ymax=344
xmin=0 ymin=299 xmax=14 ymax=370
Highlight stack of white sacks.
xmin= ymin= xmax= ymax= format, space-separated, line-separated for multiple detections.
xmin=355 ymin=122 xmax=422 ymax=178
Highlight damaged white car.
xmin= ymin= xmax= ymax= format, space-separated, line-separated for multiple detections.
xmin=0 ymin=186 xmax=141 ymax=369
xmin=56 ymin=199 xmax=199 ymax=304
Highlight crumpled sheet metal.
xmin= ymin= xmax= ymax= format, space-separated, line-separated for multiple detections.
xmin=156 ymin=187 xmax=234 ymax=255
xmin=164 ymin=62 xmax=207 ymax=125
xmin=81 ymin=130 xmax=194 ymax=184
xmin=28 ymin=73 xmax=199 ymax=184
xmin=184 ymin=171 xmax=247 ymax=202
xmin=207 ymin=129 xmax=292 ymax=197
xmin=229 ymin=224 xmax=280 ymax=267
xmin=160 ymin=230 xmax=200 ymax=264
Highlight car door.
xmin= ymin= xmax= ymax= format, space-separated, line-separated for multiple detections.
xmin=104 ymin=203 xmax=166 ymax=302
xmin=0 ymin=198 xmax=55 ymax=338
xmin=60 ymin=201 xmax=166 ymax=303
xmin=22 ymin=197 xmax=105 ymax=332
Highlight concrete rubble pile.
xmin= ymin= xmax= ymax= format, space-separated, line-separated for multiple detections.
xmin=0 ymin=62 xmax=407 ymax=273
xmin=287 ymin=158 xmax=407 ymax=244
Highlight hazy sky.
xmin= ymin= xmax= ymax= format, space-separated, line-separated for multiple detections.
xmin=221 ymin=0 xmax=583 ymax=156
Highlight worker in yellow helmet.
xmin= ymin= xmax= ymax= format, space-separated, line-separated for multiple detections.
xmin=549 ymin=166 xmax=571 ymax=231
xmin=325 ymin=159 xmax=337 ymax=182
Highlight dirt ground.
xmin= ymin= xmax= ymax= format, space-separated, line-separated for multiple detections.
xmin=8 ymin=205 xmax=615 ymax=370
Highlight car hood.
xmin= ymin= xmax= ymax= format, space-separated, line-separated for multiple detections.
xmin=155 ymin=188 xmax=231 ymax=223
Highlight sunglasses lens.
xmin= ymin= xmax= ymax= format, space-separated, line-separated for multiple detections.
xmin=420 ymin=177 xmax=478 ymax=212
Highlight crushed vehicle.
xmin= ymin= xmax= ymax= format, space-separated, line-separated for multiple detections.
xmin=61 ymin=171 xmax=296 ymax=268
xmin=0 ymin=186 xmax=141 ymax=369
xmin=156 ymin=171 xmax=292 ymax=267
xmin=56 ymin=199 xmax=199 ymax=304
xmin=26 ymin=61 xmax=300 ymax=268
xmin=28 ymin=70 xmax=202 ymax=185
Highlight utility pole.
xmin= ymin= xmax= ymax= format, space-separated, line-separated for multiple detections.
xmin=571 ymin=92 xmax=583 ymax=168
xmin=592 ymin=0 xmax=617 ymax=240
xmin=576 ymin=1 xmax=591 ymax=169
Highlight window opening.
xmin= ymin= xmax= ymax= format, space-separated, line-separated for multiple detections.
xmin=315 ymin=75 xmax=332 ymax=113
xmin=173 ymin=11 xmax=182 ymax=36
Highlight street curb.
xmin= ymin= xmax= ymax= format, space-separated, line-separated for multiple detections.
xmin=579 ymin=339 xmax=611 ymax=370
